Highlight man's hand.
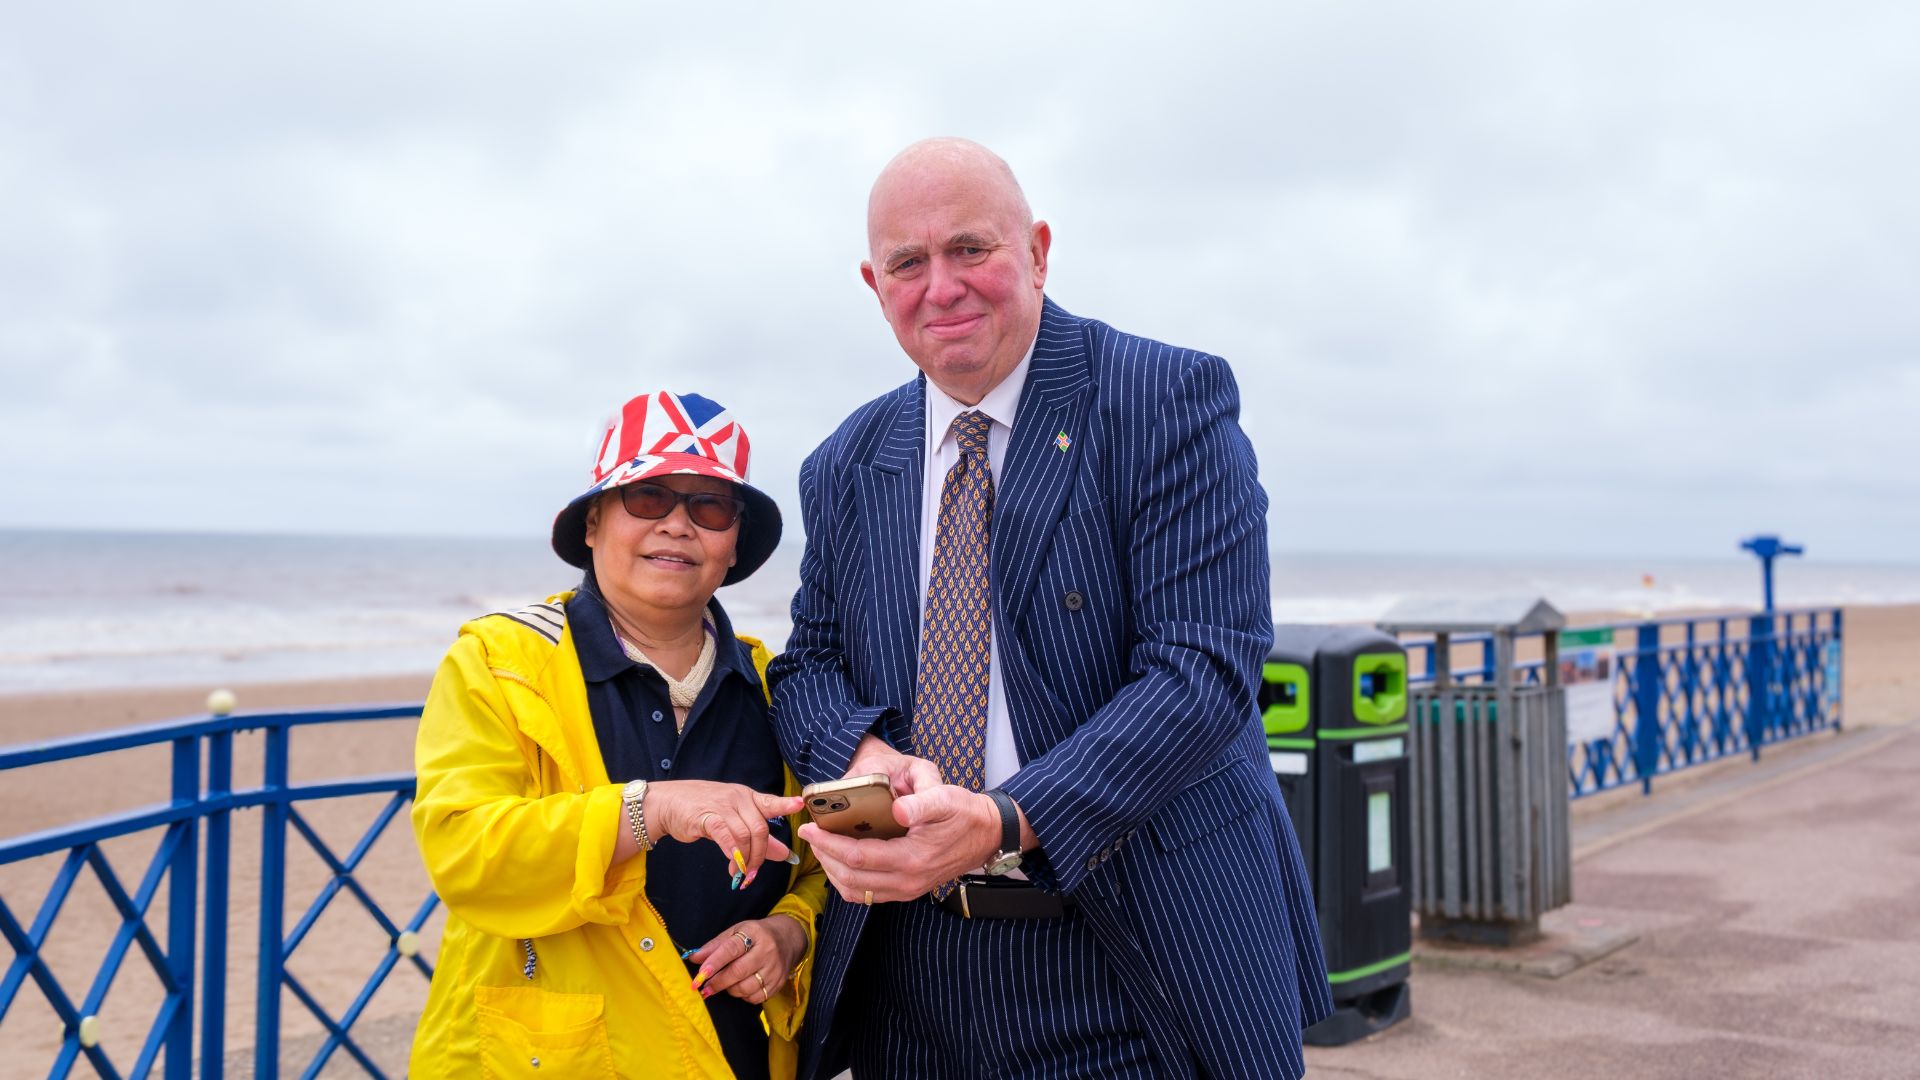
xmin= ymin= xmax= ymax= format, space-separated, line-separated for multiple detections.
xmin=846 ymin=733 xmax=943 ymax=798
xmin=798 ymin=784 xmax=999 ymax=903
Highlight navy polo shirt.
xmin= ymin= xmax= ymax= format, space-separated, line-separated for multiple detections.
xmin=569 ymin=576 xmax=789 ymax=1080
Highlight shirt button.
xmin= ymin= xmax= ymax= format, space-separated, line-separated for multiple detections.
xmin=651 ymin=710 xmax=664 ymax=723
xmin=530 ymin=1057 xmax=541 ymax=1068
xmin=1063 ymin=590 xmax=1085 ymax=611
xmin=659 ymin=757 xmax=672 ymax=772
xmin=639 ymin=937 xmax=655 ymax=952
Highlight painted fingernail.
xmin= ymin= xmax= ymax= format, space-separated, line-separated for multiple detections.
xmin=693 ymin=970 xmax=708 ymax=988
xmin=730 ymin=869 xmax=745 ymax=891
xmin=785 ymin=852 xmax=802 ymax=865
xmin=732 ymin=849 xmax=748 ymax=872
xmin=744 ymin=869 xmax=758 ymax=887
xmin=679 ymin=947 xmax=696 ymax=960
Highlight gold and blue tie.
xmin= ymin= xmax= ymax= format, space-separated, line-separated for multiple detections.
xmin=912 ymin=411 xmax=996 ymax=834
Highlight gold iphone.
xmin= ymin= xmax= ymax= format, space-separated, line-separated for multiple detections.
xmin=803 ymin=773 xmax=908 ymax=839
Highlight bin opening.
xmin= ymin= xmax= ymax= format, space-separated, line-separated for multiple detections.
xmin=1353 ymin=653 xmax=1408 ymax=725
xmin=1359 ymin=672 xmax=1401 ymax=699
xmin=1261 ymin=661 xmax=1312 ymax=735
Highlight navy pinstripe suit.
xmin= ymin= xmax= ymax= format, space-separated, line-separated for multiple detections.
xmin=768 ymin=298 xmax=1332 ymax=1079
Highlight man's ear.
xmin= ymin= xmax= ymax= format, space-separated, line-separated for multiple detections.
xmin=1028 ymin=220 xmax=1051 ymax=289
xmin=861 ymin=260 xmax=882 ymax=302
xmin=583 ymin=499 xmax=600 ymax=550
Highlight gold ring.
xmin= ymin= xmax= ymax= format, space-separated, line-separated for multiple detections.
xmin=732 ymin=930 xmax=753 ymax=951
xmin=753 ymin=971 xmax=765 ymax=991
xmin=697 ymin=811 xmax=718 ymax=832
xmin=862 ymin=890 xmax=873 ymax=906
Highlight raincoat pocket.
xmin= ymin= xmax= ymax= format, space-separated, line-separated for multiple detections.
xmin=474 ymin=985 xmax=616 ymax=1078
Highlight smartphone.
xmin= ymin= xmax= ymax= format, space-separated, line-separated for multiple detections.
xmin=803 ymin=773 xmax=908 ymax=840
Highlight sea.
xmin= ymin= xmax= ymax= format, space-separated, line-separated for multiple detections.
xmin=3 ymin=528 xmax=1917 ymax=697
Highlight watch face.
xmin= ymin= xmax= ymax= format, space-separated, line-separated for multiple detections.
xmin=984 ymin=851 xmax=1023 ymax=876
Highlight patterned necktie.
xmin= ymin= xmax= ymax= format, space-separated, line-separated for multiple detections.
xmin=912 ymin=411 xmax=996 ymax=816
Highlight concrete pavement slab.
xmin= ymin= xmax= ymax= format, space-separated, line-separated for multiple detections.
xmin=1413 ymin=905 xmax=1642 ymax=979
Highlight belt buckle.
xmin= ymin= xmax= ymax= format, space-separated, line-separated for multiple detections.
xmin=959 ymin=880 xmax=971 ymax=920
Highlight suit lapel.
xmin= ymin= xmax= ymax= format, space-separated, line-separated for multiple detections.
xmin=852 ymin=380 xmax=926 ymax=712
xmin=995 ymin=299 xmax=1095 ymax=633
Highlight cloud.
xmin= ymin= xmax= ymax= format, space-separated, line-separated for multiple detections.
xmin=4 ymin=1 xmax=1916 ymax=561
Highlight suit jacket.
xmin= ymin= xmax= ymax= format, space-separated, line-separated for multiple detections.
xmin=767 ymin=298 xmax=1332 ymax=1079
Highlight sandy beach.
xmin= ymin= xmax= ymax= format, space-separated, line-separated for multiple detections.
xmin=0 ymin=605 xmax=1913 ymax=1075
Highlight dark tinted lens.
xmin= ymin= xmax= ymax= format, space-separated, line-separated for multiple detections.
xmin=686 ymin=493 xmax=743 ymax=531
xmin=620 ymin=483 xmax=677 ymax=519
xmin=617 ymin=482 xmax=742 ymax=530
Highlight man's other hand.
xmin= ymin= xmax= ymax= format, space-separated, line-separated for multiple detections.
xmin=846 ymin=733 xmax=942 ymax=797
xmin=798 ymin=784 xmax=999 ymax=903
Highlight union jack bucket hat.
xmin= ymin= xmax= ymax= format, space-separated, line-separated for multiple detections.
xmin=551 ymin=390 xmax=782 ymax=585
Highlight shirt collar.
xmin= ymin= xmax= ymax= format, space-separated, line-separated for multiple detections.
xmin=568 ymin=572 xmax=756 ymax=689
xmin=924 ymin=334 xmax=1036 ymax=448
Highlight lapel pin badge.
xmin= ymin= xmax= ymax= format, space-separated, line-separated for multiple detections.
xmin=1054 ymin=431 xmax=1072 ymax=453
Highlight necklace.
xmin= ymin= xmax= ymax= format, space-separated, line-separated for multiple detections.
xmin=615 ymin=618 xmax=717 ymax=729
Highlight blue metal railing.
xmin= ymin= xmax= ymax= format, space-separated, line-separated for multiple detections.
xmin=0 ymin=705 xmax=436 ymax=1079
xmin=1395 ymin=608 xmax=1845 ymax=797
xmin=0 ymin=607 xmax=1850 ymax=1074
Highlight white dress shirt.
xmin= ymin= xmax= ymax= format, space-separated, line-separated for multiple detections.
xmin=918 ymin=341 xmax=1035 ymax=793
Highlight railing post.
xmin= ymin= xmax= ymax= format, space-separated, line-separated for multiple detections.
xmin=1789 ymin=613 xmax=1809 ymax=732
xmin=1681 ymin=622 xmax=1699 ymax=765
xmin=167 ymin=737 xmax=200 ymax=1080
xmin=1728 ymin=614 xmax=1743 ymax=749
xmin=1633 ymin=623 xmax=1662 ymax=794
xmin=256 ymin=723 xmax=289 ymax=1080
xmin=1747 ymin=612 xmax=1774 ymax=759
xmin=1833 ymin=609 xmax=1845 ymax=730
xmin=202 ymin=729 xmax=233 ymax=1080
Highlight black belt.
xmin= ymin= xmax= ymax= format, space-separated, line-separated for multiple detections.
xmin=936 ymin=877 xmax=1070 ymax=920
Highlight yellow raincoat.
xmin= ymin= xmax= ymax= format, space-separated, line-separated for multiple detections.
xmin=409 ymin=594 xmax=825 ymax=1078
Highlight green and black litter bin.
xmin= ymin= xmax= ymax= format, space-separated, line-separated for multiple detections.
xmin=1262 ymin=626 xmax=1413 ymax=1046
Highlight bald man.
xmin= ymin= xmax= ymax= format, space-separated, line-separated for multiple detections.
xmin=768 ymin=138 xmax=1331 ymax=1080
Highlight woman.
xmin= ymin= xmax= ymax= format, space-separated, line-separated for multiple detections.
xmin=409 ymin=390 xmax=823 ymax=1079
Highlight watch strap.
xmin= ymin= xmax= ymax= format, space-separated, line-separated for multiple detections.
xmin=982 ymin=788 xmax=1020 ymax=862
xmin=622 ymin=779 xmax=654 ymax=852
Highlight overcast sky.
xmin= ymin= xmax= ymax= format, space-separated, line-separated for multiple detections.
xmin=5 ymin=2 xmax=1916 ymax=562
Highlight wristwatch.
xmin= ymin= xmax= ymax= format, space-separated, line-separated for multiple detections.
xmin=622 ymin=779 xmax=654 ymax=852
xmin=981 ymin=788 xmax=1023 ymax=876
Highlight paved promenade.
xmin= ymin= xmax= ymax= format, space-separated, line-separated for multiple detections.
xmin=1306 ymin=718 xmax=1920 ymax=1079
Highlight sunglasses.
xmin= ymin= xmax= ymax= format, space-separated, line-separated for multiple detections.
xmin=617 ymin=481 xmax=746 ymax=531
